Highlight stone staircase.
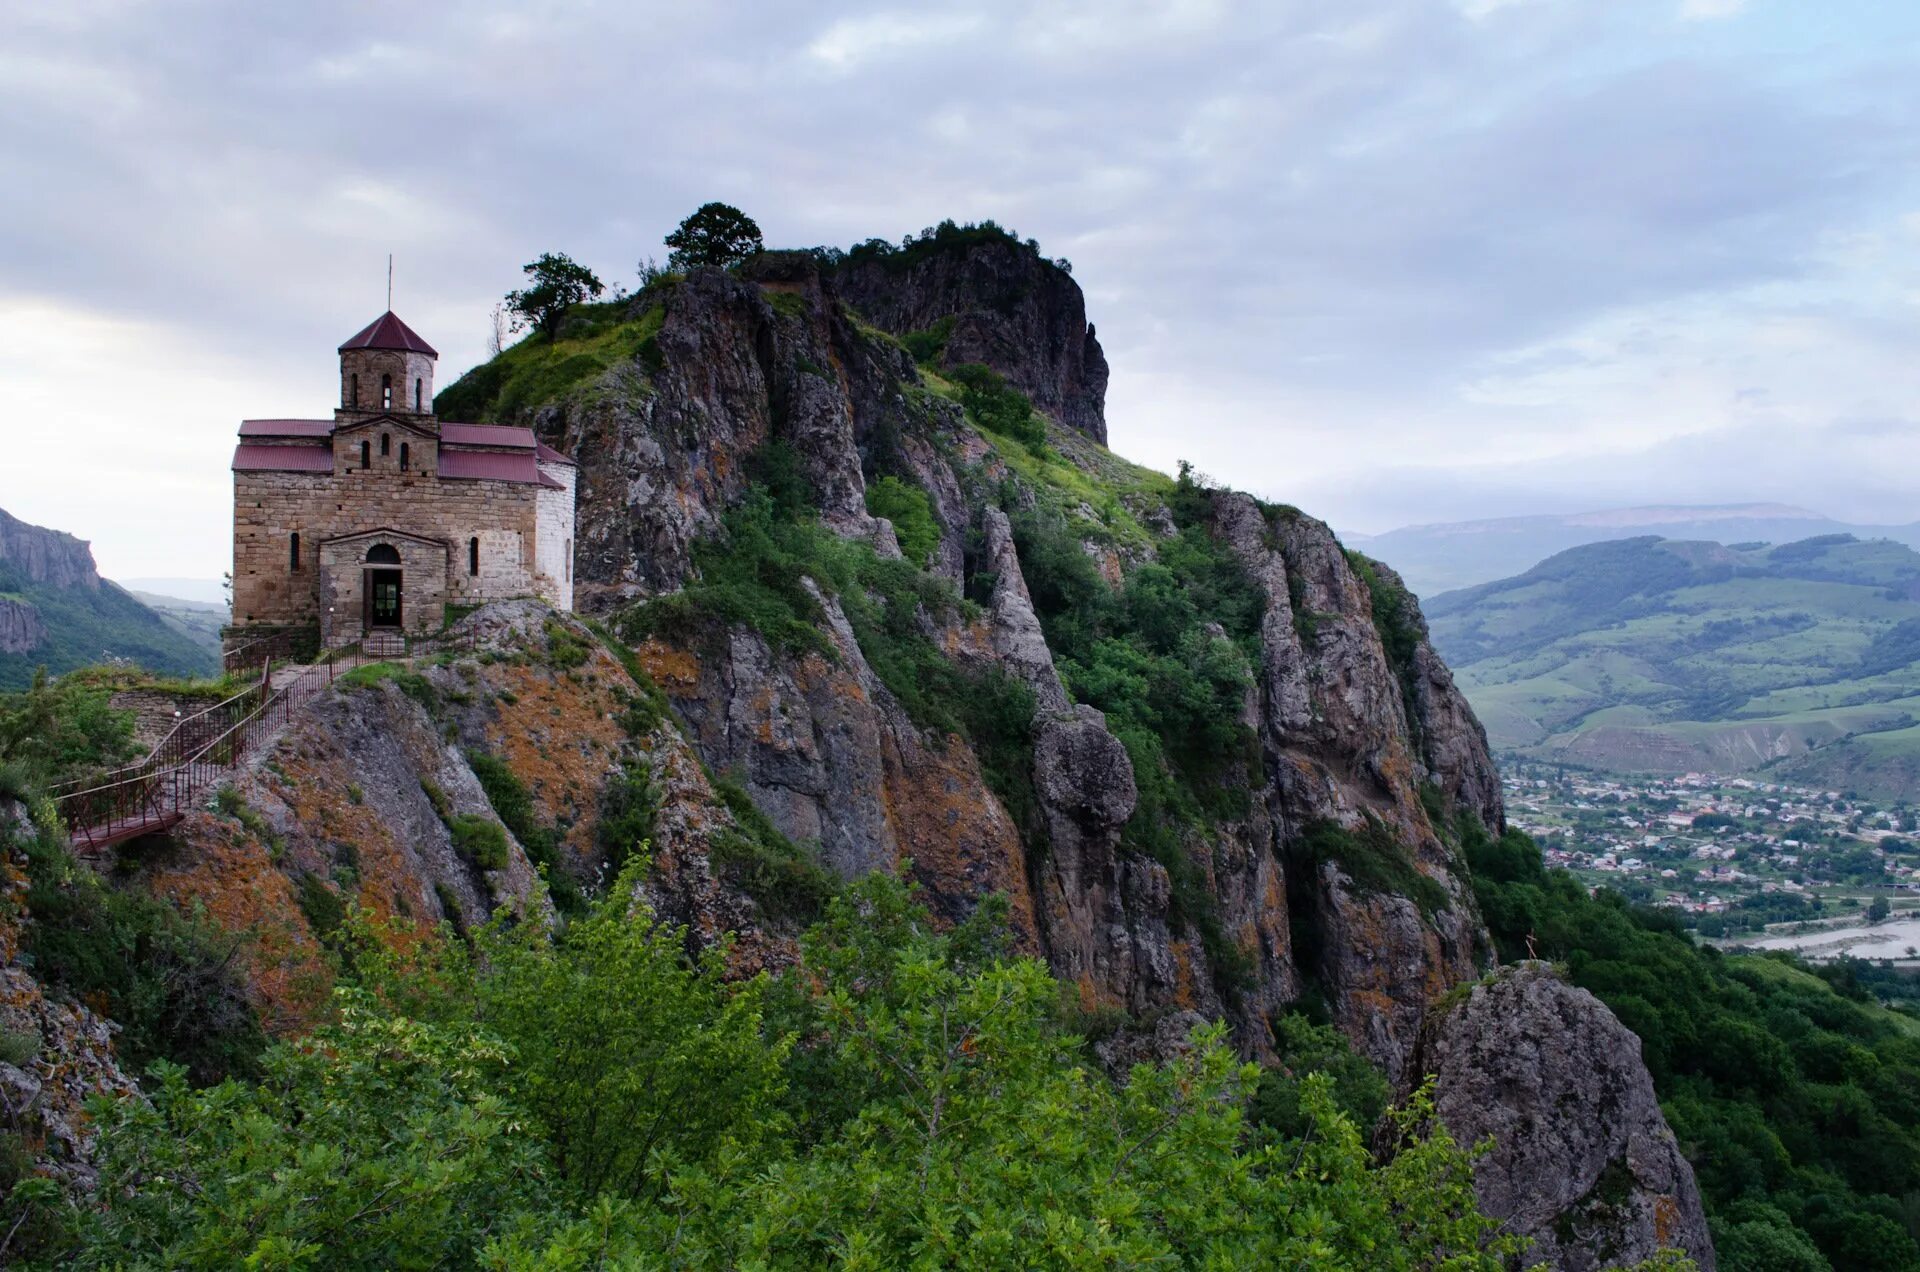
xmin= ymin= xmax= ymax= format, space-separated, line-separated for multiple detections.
xmin=364 ymin=630 xmax=407 ymax=658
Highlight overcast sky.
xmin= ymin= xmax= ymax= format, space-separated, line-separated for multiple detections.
xmin=4 ymin=0 xmax=1917 ymax=582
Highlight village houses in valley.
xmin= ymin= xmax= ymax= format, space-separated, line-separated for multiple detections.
xmin=227 ymin=310 xmax=576 ymax=655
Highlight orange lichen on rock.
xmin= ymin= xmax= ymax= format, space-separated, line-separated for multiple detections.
xmin=480 ymin=657 xmax=624 ymax=859
xmin=637 ymin=640 xmax=703 ymax=690
xmin=143 ymin=812 xmax=333 ymax=1035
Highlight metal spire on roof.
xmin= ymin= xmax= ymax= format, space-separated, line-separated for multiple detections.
xmin=387 ymin=254 xmax=393 ymax=311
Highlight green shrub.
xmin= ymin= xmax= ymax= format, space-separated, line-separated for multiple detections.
xmin=900 ymin=315 xmax=956 ymax=363
xmin=865 ymin=475 xmax=941 ymax=567
xmin=597 ymin=761 xmax=656 ymax=875
xmin=709 ymin=772 xmax=835 ymax=924
xmin=295 ymin=872 xmax=347 ymax=941
xmin=19 ymin=835 xmax=263 ymax=1085
xmin=1250 ymin=1013 xmax=1390 ymax=1142
xmin=449 ymin=813 xmax=510 ymax=871
xmin=1300 ymin=818 xmax=1450 ymax=916
xmin=947 ymin=362 xmax=1047 ymax=452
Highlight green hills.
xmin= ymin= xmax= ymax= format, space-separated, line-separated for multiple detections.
xmin=1425 ymin=533 xmax=1920 ymax=796
xmin=0 ymin=507 xmax=219 ymax=689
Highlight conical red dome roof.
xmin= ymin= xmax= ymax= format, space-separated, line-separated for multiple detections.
xmin=338 ymin=311 xmax=437 ymax=357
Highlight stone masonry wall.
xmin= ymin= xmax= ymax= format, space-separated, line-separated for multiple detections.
xmin=340 ymin=349 xmax=434 ymax=414
xmin=318 ymin=533 xmax=449 ymax=643
xmin=232 ymin=464 xmax=543 ymax=635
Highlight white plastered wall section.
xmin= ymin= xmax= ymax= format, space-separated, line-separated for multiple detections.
xmin=534 ymin=460 xmax=577 ymax=612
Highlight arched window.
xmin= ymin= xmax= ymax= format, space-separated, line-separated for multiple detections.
xmin=381 ymin=374 xmax=393 ymax=410
xmin=380 ymin=432 xmax=391 ymax=457
xmin=468 ymin=537 xmax=480 ymax=576
xmin=290 ymin=532 xmax=300 ymax=571
xmin=414 ymin=378 xmax=423 ymax=412
xmin=367 ymin=543 xmax=401 ymax=565
xmin=350 ymin=372 xmax=359 ymax=408
xmin=360 ymin=439 xmax=371 ymax=469
xmin=399 ymin=442 xmax=410 ymax=472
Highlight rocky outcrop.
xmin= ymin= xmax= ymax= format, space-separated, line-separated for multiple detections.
xmin=0 ymin=507 xmax=100 ymax=591
xmin=1368 ymin=559 xmax=1505 ymax=832
xmin=1212 ymin=494 xmax=1486 ymax=1075
xmin=0 ymin=598 xmax=43 ymax=654
xmin=1419 ymin=964 xmax=1715 ymax=1271
xmin=835 ymin=237 xmax=1109 ymax=442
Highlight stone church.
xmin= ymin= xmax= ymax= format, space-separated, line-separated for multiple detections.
xmin=228 ymin=311 xmax=576 ymax=651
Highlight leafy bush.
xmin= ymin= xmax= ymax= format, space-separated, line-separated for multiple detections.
xmin=468 ymin=750 xmax=579 ymax=911
xmin=0 ymin=670 xmax=137 ymax=790
xmin=17 ymin=833 xmax=263 ymax=1085
xmin=1301 ymin=818 xmax=1450 ymax=916
xmin=448 ymin=813 xmax=509 ymax=871
xmin=947 ymin=362 xmax=1048 ymax=451
xmin=864 ymin=474 xmax=941 ymax=567
xmin=900 ymin=315 xmax=956 ymax=363
xmin=708 ymin=771 xmax=835 ymax=925
xmin=595 ymin=761 xmax=655 ymax=875
xmin=70 ymin=998 xmax=550 ymax=1268
xmin=1251 ymin=1012 xmax=1391 ymax=1142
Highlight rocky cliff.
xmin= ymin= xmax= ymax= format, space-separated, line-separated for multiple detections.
xmin=449 ymin=237 xmax=1505 ymax=1077
xmin=13 ymin=229 xmax=1706 ymax=1266
xmin=0 ymin=509 xmax=99 ymax=592
xmin=834 ymin=229 xmax=1110 ymax=443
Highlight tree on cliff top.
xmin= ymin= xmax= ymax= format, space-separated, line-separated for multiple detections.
xmin=506 ymin=253 xmax=605 ymax=339
xmin=665 ymin=202 xmax=763 ymax=271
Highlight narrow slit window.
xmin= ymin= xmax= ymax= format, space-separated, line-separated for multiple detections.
xmin=414 ymin=378 xmax=423 ymax=412
xmin=400 ymin=441 xmax=410 ymax=472
xmin=360 ymin=439 xmax=371 ymax=469
xmin=290 ymin=532 xmax=300 ymax=571
xmin=380 ymin=432 xmax=390 ymax=457
xmin=381 ymin=374 xmax=392 ymax=410
xmin=564 ymin=539 xmax=571 ymax=582
xmin=469 ymin=537 xmax=480 ymax=576
xmin=350 ymin=372 xmax=359 ymax=407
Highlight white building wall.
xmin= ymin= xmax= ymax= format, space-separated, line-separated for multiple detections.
xmin=534 ymin=461 xmax=577 ymax=612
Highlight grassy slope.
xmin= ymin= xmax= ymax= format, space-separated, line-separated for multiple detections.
xmin=1429 ymin=535 xmax=1920 ymax=790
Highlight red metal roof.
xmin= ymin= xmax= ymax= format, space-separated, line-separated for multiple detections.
xmin=437 ymin=449 xmax=548 ymax=484
xmin=240 ymin=418 xmax=334 ymax=438
xmin=439 ymin=421 xmax=534 ymax=448
xmin=233 ymin=443 xmax=332 ymax=473
xmin=535 ymin=440 xmax=576 ymax=466
xmin=338 ymin=311 xmax=438 ymax=357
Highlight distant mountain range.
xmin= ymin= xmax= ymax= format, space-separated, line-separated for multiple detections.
xmin=1349 ymin=503 xmax=1920 ymax=599
xmin=0 ymin=507 xmax=219 ymax=689
xmin=1425 ymin=533 xmax=1920 ymax=798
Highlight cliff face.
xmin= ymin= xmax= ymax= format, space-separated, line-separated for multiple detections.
xmin=0 ymin=508 xmax=99 ymax=592
xmin=24 ymin=234 xmax=1702 ymax=1265
xmin=835 ymin=237 xmax=1110 ymax=443
xmin=1420 ymin=964 xmax=1716 ymax=1272
xmin=0 ymin=599 xmax=44 ymax=654
xmin=512 ymin=247 xmax=1501 ymax=1075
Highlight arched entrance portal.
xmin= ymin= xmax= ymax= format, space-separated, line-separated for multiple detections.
xmin=365 ymin=542 xmax=402 ymax=629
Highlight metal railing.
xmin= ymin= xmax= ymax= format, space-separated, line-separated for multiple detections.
xmin=54 ymin=648 xmax=347 ymax=852
xmin=221 ymin=624 xmax=319 ymax=673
